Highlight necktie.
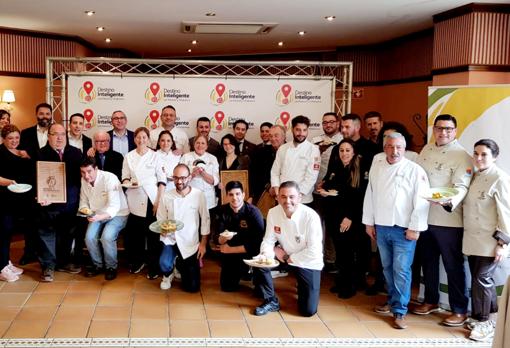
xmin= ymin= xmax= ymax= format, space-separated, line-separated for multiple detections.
xmin=99 ymin=153 xmax=105 ymax=168
xmin=57 ymin=149 xmax=63 ymax=161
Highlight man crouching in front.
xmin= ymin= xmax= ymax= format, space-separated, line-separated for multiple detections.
xmin=252 ymin=181 xmax=323 ymax=317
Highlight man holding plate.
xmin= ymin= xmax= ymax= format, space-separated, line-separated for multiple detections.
xmin=157 ymin=164 xmax=209 ymax=292
xmin=252 ymin=181 xmax=323 ymax=317
xmin=216 ymin=180 xmax=264 ymax=292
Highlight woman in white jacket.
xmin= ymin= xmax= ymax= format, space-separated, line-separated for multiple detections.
xmin=122 ymin=127 xmax=166 ymax=279
xmin=462 ymin=139 xmax=510 ymax=342
xmin=155 ymin=130 xmax=181 ymax=192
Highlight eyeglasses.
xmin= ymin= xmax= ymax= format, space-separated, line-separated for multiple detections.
xmin=94 ymin=140 xmax=109 ymax=144
xmin=112 ymin=117 xmax=126 ymax=121
xmin=49 ymin=132 xmax=66 ymax=137
xmin=322 ymin=120 xmax=337 ymax=125
xmin=172 ymin=176 xmax=189 ymax=181
xmin=434 ymin=126 xmax=455 ymax=133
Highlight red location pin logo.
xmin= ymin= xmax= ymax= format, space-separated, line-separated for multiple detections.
xmin=150 ymin=83 xmax=160 ymax=102
xmin=281 ymin=84 xmax=291 ymax=104
xmin=280 ymin=112 xmax=290 ymax=125
xmin=83 ymin=109 xmax=94 ymax=122
xmin=215 ymin=111 xmax=225 ymax=124
xmin=149 ymin=110 xmax=160 ymax=124
xmin=84 ymin=81 xmax=93 ymax=95
xmin=215 ymin=83 xmax=225 ymax=103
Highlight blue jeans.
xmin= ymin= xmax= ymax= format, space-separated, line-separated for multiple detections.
xmin=160 ymin=244 xmax=201 ymax=292
xmin=376 ymin=225 xmax=416 ymax=316
xmin=84 ymin=215 xmax=128 ymax=269
xmin=159 ymin=244 xmax=178 ymax=275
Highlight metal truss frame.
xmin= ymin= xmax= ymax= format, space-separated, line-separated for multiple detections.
xmin=46 ymin=57 xmax=352 ymax=121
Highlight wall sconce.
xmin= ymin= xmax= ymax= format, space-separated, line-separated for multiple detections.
xmin=0 ymin=90 xmax=15 ymax=111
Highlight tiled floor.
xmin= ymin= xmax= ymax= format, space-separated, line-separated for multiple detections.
xmin=0 ymin=243 xmax=484 ymax=347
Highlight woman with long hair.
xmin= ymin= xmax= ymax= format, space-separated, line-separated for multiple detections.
xmin=155 ymin=130 xmax=181 ymax=191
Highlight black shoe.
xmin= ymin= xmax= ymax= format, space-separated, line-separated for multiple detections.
xmin=146 ymin=270 xmax=160 ymax=280
xmin=56 ymin=263 xmax=82 ymax=274
xmin=338 ymin=288 xmax=356 ymax=299
xmin=129 ymin=263 xmax=145 ymax=274
xmin=323 ymin=262 xmax=339 ymax=274
xmin=85 ymin=265 xmax=103 ymax=277
xmin=105 ymin=268 xmax=117 ymax=281
xmin=19 ymin=253 xmax=37 ymax=265
xmin=254 ymin=298 xmax=280 ymax=316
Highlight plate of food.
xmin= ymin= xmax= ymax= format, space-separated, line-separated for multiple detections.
xmin=7 ymin=183 xmax=32 ymax=194
xmin=77 ymin=207 xmax=95 ymax=217
xmin=318 ymin=188 xmax=338 ymax=197
xmin=423 ymin=187 xmax=459 ymax=203
xmin=220 ymin=230 xmax=237 ymax=239
xmin=243 ymin=255 xmax=280 ymax=269
xmin=122 ymin=180 xmax=140 ymax=189
xmin=149 ymin=219 xmax=184 ymax=234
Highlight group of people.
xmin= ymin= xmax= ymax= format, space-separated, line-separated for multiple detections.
xmin=0 ymin=103 xmax=508 ymax=342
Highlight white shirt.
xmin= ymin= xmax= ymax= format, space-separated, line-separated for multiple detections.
xmin=180 ymin=151 xmax=219 ymax=209
xmin=156 ymin=149 xmax=181 ymax=191
xmin=260 ymin=204 xmax=323 ymax=271
xmin=362 ymin=156 xmax=430 ymax=232
xmin=417 ymin=139 xmax=472 ymax=227
xmin=312 ymin=132 xmax=343 ymax=183
xmin=463 ymin=164 xmax=510 ymax=257
xmin=37 ymin=125 xmax=48 ymax=149
xmin=122 ymin=149 xmax=166 ymax=217
xmin=270 ymin=140 xmax=321 ymax=204
xmin=79 ymin=170 xmax=129 ymax=218
xmin=157 ymin=188 xmax=210 ymax=259
xmin=68 ymin=133 xmax=83 ymax=152
xmin=150 ymin=126 xmax=190 ymax=153
xmin=112 ymin=130 xmax=129 ymax=156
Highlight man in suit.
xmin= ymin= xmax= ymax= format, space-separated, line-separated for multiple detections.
xmin=67 ymin=113 xmax=92 ymax=154
xmin=36 ymin=123 xmax=83 ymax=282
xmin=233 ymin=119 xmax=256 ymax=157
xmin=107 ymin=110 xmax=135 ymax=156
xmin=20 ymin=102 xmax=53 ymax=160
xmin=189 ymin=117 xmax=221 ymax=158
xmin=91 ymin=131 xmax=124 ymax=181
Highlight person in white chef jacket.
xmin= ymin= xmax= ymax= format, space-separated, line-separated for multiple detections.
xmin=157 ymin=164 xmax=210 ymax=292
xmin=252 ymin=181 xmax=323 ymax=317
xmin=154 ymin=130 xmax=181 ymax=192
xmin=270 ymin=115 xmax=320 ymax=205
xmin=79 ymin=157 xmax=128 ymax=281
xmin=179 ymin=135 xmax=219 ymax=210
xmin=362 ymin=132 xmax=430 ymax=330
xmin=122 ymin=127 xmax=166 ymax=279
xmin=149 ymin=105 xmax=190 ymax=154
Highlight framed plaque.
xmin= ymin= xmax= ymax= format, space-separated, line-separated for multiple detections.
xmin=220 ymin=170 xmax=249 ymax=205
xmin=36 ymin=161 xmax=67 ymax=204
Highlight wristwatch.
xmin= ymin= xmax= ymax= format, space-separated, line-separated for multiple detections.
xmin=283 ymin=254 xmax=290 ymax=263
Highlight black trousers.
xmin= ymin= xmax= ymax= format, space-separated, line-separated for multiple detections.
xmin=254 ymin=264 xmax=321 ymax=317
xmin=176 ymin=250 xmax=201 ymax=293
xmin=419 ymin=225 xmax=468 ymax=314
xmin=468 ymin=255 xmax=498 ymax=321
xmin=220 ymin=252 xmax=250 ymax=292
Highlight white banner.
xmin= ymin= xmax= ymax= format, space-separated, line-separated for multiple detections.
xmin=67 ymin=75 xmax=334 ymax=143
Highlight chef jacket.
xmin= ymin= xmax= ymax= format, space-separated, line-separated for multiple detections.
xmin=179 ymin=151 xmax=219 ymax=209
xmin=150 ymin=126 xmax=190 ymax=153
xmin=156 ymin=149 xmax=181 ymax=191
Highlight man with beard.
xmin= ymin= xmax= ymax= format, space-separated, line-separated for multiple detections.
xmin=150 ymin=105 xmax=189 ymax=154
xmin=340 ymin=113 xmax=379 ymax=166
xmin=67 ymin=113 xmax=92 ymax=154
xmin=364 ymin=111 xmax=383 ymax=145
xmin=20 ymin=103 xmax=53 ymax=159
xmin=233 ymin=119 xmax=256 ymax=157
xmin=270 ymin=116 xmax=320 ymax=206
xmin=189 ymin=117 xmax=221 ymax=158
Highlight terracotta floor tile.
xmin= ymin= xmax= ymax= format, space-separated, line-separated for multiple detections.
xmin=169 ymin=304 xmax=206 ymax=320
xmin=0 ymin=321 xmax=11 ymax=337
xmin=408 ymin=323 xmax=457 ymax=338
xmin=202 ymin=293 xmax=240 ymax=306
xmin=16 ymin=306 xmax=58 ymax=321
xmin=325 ymin=321 xmax=375 ymax=338
xmin=93 ymin=306 xmax=131 ymax=320
xmin=24 ymin=293 xmax=64 ymax=306
xmin=247 ymin=320 xmax=292 ymax=338
xmin=0 ymin=307 xmax=21 ymax=321
xmin=130 ymin=319 xmax=170 ymax=337
xmin=62 ymin=292 xmax=99 ymax=306
xmin=170 ymin=320 xmax=210 ymax=337
xmin=68 ymin=280 xmax=103 ymax=293
xmin=364 ymin=321 xmax=417 ymax=338
xmin=3 ymin=320 xmax=49 ymax=338
xmin=52 ymin=272 xmax=76 ymax=281
xmin=45 ymin=320 xmax=90 ymax=338
xmin=0 ymin=293 xmax=31 ymax=307
xmin=97 ymin=291 xmax=134 ymax=306
xmin=286 ymin=321 xmax=333 ymax=337
xmin=132 ymin=292 xmax=168 ymax=306
xmin=33 ymin=281 xmax=70 ymax=293
xmin=168 ymin=290 xmax=203 ymax=304
xmin=101 ymin=280 xmax=135 ymax=293
xmin=208 ymin=320 xmax=251 ymax=338
xmin=88 ymin=319 xmax=130 ymax=337
xmin=240 ymin=305 xmax=283 ymax=321
xmin=205 ymin=305 xmax=244 ymax=320
xmin=347 ymin=304 xmax=388 ymax=322
xmin=134 ymin=280 xmax=162 ymax=293
xmin=131 ymin=304 xmax=168 ymax=320
xmin=54 ymin=305 xmax=95 ymax=321
xmin=280 ymin=309 xmax=321 ymax=322
xmin=0 ymin=280 xmax=38 ymax=293
xmin=446 ymin=326 xmax=470 ymax=339
xmin=317 ymin=305 xmax=357 ymax=321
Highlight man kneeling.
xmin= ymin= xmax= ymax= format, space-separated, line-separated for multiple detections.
xmin=80 ymin=157 xmax=129 ymax=280
xmin=253 ymin=181 xmax=323 ymax=317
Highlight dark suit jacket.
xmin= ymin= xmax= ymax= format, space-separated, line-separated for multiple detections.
xmin=36 ymin=144 xmax=82 ymax=213
xmin=189 ymin=135 xmax=221 ymax=159
xmin=67 ymin=134 xmax=92 ymax=155
xmin=107 ymin=129 xmax=136 ymax=154
xmin=95 ymin=150 xmax=124 ymax=181
xmin=239 ymin=139 xmax=256 ymax=157
xmin=20 ymin=125 xmax=45 ymax=159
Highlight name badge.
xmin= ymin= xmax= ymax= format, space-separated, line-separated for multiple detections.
xmin=274 ymin=226 xmax=281 ymax=234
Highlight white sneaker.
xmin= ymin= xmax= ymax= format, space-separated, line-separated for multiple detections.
xmin=271 ymin=270 xmax=288 ymax=279
xmin=173 ymin=268 xmax=181 ymax=280
xmin=0 ymin=265 xmax=20 ymax=282
xmin=160 ymin=274 xmax=174 ymax=290
xmin=8 ymin=261 xmax=23 ymax=276
xmin=469 ymin=319 xmax=496 ymax=342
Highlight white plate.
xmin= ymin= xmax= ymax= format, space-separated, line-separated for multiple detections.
xmin=122 ymin=182 xmax=141 ymax=189
xmin=77 ymin=212 xmax=95 ymax=218
xmin=7 ymin=183 xmax=32 ymax=193
xmin=149 ymin=219 xmax=185 ymax=234
xmin=220 ymin=231 xmax=237 ymax=239
xmin=423 ymin=187 xmax=459 ymax=203
xmin=318 ymin=189 xmax=338 ymax=197
xmin=243 ymin=258 xmax=280 ymax=269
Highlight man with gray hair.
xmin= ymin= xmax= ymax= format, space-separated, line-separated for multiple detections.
xmin=362 ymin=132 xmax=430 ymax=329
xmin=90 ymin=131 xmax=124 ymax=181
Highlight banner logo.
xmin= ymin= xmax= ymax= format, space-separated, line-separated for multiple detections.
xmin=275 ymin=111 xmax=292 ymax=131
xmin=211 ymin=111 xmax=228 ymax=131
xmin=211 ymin=83 xmax=228 ymax=105
xmin=145 ymin=82 xmax=162 ymax=104
xmin=79 ymin=81 xmax=96 ymax=103
xmin=144 ymin=110 xmax=160 ymax=129
xmin=83 ymin=109 xmax=97 ymax=129
xmin=276 ymin=84 xmax=293 ymax=106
